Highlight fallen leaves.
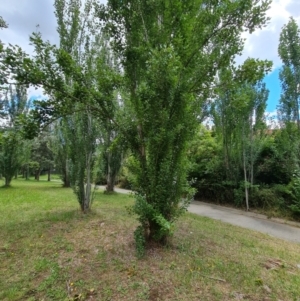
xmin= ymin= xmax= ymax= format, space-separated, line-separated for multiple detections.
xmin=261 ymin=258 xmax=285 ymax=270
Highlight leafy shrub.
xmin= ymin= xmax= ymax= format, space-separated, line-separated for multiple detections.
xmin=250 ymin=187 xmax=279 ymax=209
xmin=118 ymin=156 xmax=138 ymax=190
xmin=288 ymin=171 xmax=300 ymax=215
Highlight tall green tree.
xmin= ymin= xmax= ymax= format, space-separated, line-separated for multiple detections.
xmin=1 ymin=1 xmax=119 ymax=207
xmin=100 ymin=117 xmax=123 ymax=192
xmin=278 ymin=17 xmax=300 ymax=172
xmin=50 ymin=120 xmax=71 ymax=187
xmin=54 ymin=0 xmax=101 ymax=212
xmin=30 ymin=129 xmax=54 ymax=181
xmin=1 ymin=0 xmax=271 ymax=251
xmin=0 ymin=84 xmax=31 ymax=186
xmin=278 ymin=17 xmax=300 ymax=131
xmin=212 ymin=59 xmax=270 ymax=210
xmin=101 ymin=0 xmax=271 ymax=247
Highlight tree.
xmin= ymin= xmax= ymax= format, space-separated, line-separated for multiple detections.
xmin=1 ymin=0 xmax=271 ymax=252
xmin=278 ymin=17 xmax=300 ymax=174
xmin=278 ymin=17 xmax=300 ymax=131
xmin=1 ymin=0 xmax=119 ymax=208
xmin=53 ymin=0 xmax=100 ymax=212
xmin=101 ymin=0 xmax=271 ymax=249
xmin=0 ymin=84 xmax=31 ymax=186
xmin=0 ymin=131 xmax=20 ymax=186
xmin=30 ymin=129 xmax=54 ymax=181
xmin=50 ymin=120 xmax=71 ymax=187
xmin=66 ymin=108 xmax=98 ymax=212
xmin=212 ymin=59 xmax=271 ymax=210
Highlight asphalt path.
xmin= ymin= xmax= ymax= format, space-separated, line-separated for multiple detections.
xmin=189 ymin=201 xmax=300 ymax=244
xmin=98 ymin=186 xmax=300 ymax=244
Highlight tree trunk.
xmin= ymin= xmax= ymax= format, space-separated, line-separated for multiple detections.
xmin=25 ymin=164 xmax=29 ymax=180
xmin=48 ymin=167 xmax=51 ymax=181
xmin=81 ymin=112 xmax=94 ymax=213
xmin=5 ymin=177 xmax=11 ymax=187
xmin=243 ymin=148 xmax=249 ymax=211
xmin=106 ymin=152 xmax=115 ymax=192
xmin=106 ymin=176 xmax=115 ymax=192
xmin=35 ymin=169 xmax=40 ymax=181
xmin=62 ymin=160 xmax=71 ymax=187
xmin=85 ymin=149 xmax=92 ymax=212
xmin=250 ymin=111 xmax=254 ymax=186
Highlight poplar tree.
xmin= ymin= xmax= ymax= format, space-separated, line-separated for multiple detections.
xmin=101 ymin=0 xmax=271 ymax=248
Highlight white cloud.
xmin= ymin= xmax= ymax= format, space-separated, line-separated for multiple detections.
xmin=1 ymin=0 xmax=299 ymax=79
xmin=1 ymin=0 xmax=58 ymax=51
xmin=237 ymin=0 xmax=300 ymax=69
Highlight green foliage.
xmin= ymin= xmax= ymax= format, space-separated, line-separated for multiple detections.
xmin=0 ymin=131 xmax=21 ymax=186
xmin=50 ymin=121 xmax=71 ymax=187
xmin=278 ymin=17 xmax=300 ymax=139
xmin=132 ymin=194 xmax=175 ymax=243
xmin=1 ymin=0 xmax=273 ymax=248
xmin=0 ymin=84 xmax=31 ymax=186
xmin=133 ymin=225 xmax=146 ymax=259
xmin=30 ymin=130 xmax=54 ymax=180
xmin=66 ymin=110 xmax=98 ymax=212
xmin=250 ymin=186 xmax=278 ymax=209
xmin=0 ymin=16 xmax=7 ymax=29
xmin=187 ymin=126 xmax=227 ymax=201
xmin=103 ymin=0 xmax=271 ymax=244
xmin=256 ymin=132 xmax=294 ymax=185
xmin=288 ymin=171 xmax=300 ymax=214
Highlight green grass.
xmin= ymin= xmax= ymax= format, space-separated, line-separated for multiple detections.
xmin=1 ymin=178 xmax=300 ymax=301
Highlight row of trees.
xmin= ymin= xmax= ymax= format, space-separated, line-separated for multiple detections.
xmin=188 ymin=16 xmax=300 ymax=217
xmin=1 ymin=0 xmax=275 ymax=254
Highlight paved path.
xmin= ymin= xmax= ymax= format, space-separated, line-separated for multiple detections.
xmin=99 ymin=186 xmax=300 ymax=244
xmin=189 ymin=201 xmax=300 ymax=244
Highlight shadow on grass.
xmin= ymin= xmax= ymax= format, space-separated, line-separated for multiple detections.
xmin=32 ymin=185 xmax=71 ymax=191
xmin=0 ymin=185 xmax=17 ymax=189
xmin=43 ymin=209 xmax=81 ymax=222
xmin=1 ymin=208 xmax=95 ymax=237
xmin=1 ymin=181 xmax=66 ymax=191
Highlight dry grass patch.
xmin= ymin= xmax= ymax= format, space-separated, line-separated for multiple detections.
xmin=0 ymin=179 xmax=300 ymax=300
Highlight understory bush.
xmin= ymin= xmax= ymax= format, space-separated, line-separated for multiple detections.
xmin=288 ymin=171 xmax=300 ymax=215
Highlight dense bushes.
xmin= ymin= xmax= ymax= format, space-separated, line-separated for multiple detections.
xmin=187 ymin=126 xmax=300 ymax=219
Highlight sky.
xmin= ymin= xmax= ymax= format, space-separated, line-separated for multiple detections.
xmin=1 ymin=0 xmax=300 ymax=113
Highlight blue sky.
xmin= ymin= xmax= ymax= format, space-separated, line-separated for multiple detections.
xmin=264 ymin=68 xmax=281 ymax=112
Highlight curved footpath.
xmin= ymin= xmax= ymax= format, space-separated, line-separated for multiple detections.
xmin=98 ymin=186 xmax=300 ymax=244
xmin=189 ymin=201 xmax=300 ymax=244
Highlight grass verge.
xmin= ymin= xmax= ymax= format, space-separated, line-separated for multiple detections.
xmin=0 ymin=179 xmax=300 ymax=301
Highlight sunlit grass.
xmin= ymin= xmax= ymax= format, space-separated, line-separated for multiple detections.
xmin=0 ymin=179 xmax=299 ymax=300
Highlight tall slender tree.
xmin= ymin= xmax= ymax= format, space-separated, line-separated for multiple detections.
xmin=53 ymin=0 xmax=100 ymax=212
xmin=278 ymin=17 xmax=300 ymax=130
xmin=0 ymin=84 xmax=31 ymax=186
xmin=101 ymin=0 xmax=271 ymax=247
xmin=212 ymin=59 xmax=271 ymax=210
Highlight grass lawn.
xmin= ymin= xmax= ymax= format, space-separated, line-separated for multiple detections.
xmin=0 ymin=179 xmax=300 ymax=301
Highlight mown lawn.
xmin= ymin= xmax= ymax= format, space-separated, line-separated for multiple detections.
xmin=0 ymin=178 xmax=300 ymax=301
